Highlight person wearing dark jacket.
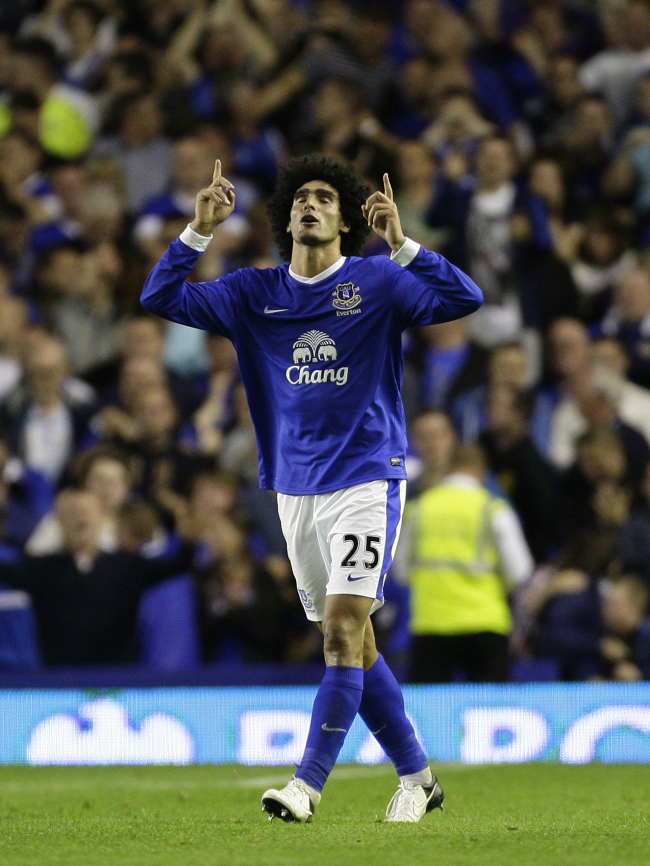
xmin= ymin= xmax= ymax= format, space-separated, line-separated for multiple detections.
xmin=402 ymin=319 xmax=489 ymax=423
xmin=426 ymin=135 xmax=557 ymax=344
xmin=0 ymin=488 xmax=193 ymax=666
xmin=0 ymin=334 xmax=95 ymax=483
xmin=480 ymin=383 xmax=559 ymax=560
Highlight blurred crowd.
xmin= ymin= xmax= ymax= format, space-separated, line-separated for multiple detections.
xmin=1 ymin=0 xmax=650 ymax=681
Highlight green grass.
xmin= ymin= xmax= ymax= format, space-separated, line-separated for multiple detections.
xmin=0 ymin=763 xmax=647 ymax=866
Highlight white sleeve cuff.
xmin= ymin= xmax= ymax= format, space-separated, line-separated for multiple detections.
xmin=179 ymin=224 xmax=213 ymax=252
xmin=390 ymin=237 xmax=420 ymax=266
xmin=492 ymin=504 xmax=535 ymax=588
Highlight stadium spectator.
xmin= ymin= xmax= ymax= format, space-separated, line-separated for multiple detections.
xmin=599 ymin=267 xmax=650 ymax=389
xmin=116 ymin=499 xmax=201 ymax=671
xmin=0 ymin=334 xmax=95 ymax=483
xmin=557 ymin=425 xmax=645 ymax=562
xmin=523 ymin=157 xmax=581 ymax=320
xmin=7 ymin=37 xmax=99 ymax=159
xmin=26 ymin=444 xmax=133 ymax=555
xmin=532 ymin=572 xmax=650 ymax=681
xmin=620 ymin=462 xmax=650 ymax=585
xmin=535 ymin=55 xmax=586 ymax=150
xmin=243 ymin=3 xmax=398 ymax=127
xmin=407 ymin=409 xmax=458 ymax=499
xmin=218 ymin=382 xmax=259 ymax=485
xmin=0 ymin=295 xmax=28 ymax=402
xmin=546 ymin=317 xmax=618 ymax=468
xmin=105 ymin=382 xmax=202 ymax=503
xmin=87 ymin=316 xmax=203 ymax=418
xmin=196 ymin=524 xmax=291 ymax=664
xmin=529 ymin=567 xmax=603 ymax=680
xmin=556 ymin=370 xmax=650 ymax=469
xmin=0 ymin=488 xmax=194 ymax=666
xmin=579 ymin=0 xmax=650 ymax=129
xmin=600 ymin=576 xmax=650 ymax=680
xmin=602 ymin=73 xmax=650 ymax=229
xmin=403 ymin=319 xmax=488 ymax=422
xmin=422 ymin=92 xmax=494 ymax=171
xmin=480 ymin=384 xmax=558 ymax=561
xmin=569 ymin=211 xmax=637 ymax=325
xmin=301 ymin=77 xmax=394 ymax=189
xmin=43 ymin=243 xmax=123 ymax=376
xmin=591 ymin=335 xmax=650 ymax=445
xmin=133 ymin=135 xmax=252 ymax=259
xmin=427 ymin=135 xmax=533 ymax=347
xmin=27 ymin=163 xmax=124 ymax=260
xmin=152 ymin=466 xmax=296 ymax=663
xmin=404 ymin=444 xmax=534 ymax=683
xmin=0 ymin=430 xmax=54 ymax=550
xmin=18 ymin=0 xmax=117 ymax=90
xmin=452 ymin=341 xmax=555 ymax=454
xmin=0 ymin=129 xmax=59 ymax=227
xmin=93 ymin=92 xmax=173 ymax=215
xmin=552 ymin=94 xmax=616 ymax=211
xmin=393 ymin=139 xmax=446 ymax=251
xmin=386 ymin=53 xmax=438 ymax=139
xmin=97 ymin=50 xmax=155 ymax=133
xmin=190 ymin=332 xmax=239 ymax=457
xmin=91 ymin=354 xmax=166 ymax=444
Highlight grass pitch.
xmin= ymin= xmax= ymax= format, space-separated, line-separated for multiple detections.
xmin=0 ymin=763 xmax=647 ymax=866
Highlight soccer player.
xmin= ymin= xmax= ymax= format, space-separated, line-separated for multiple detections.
xmin=141 ymin=154 xmax=483 ymax=823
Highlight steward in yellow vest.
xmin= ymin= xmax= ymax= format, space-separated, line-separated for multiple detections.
xmin=4 ymin=39 xmax=97 ymax=161
xmin=405 ymin=444 xmax=533 ymax=682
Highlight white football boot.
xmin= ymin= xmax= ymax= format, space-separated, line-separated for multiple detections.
xmin=261 ymin=777 xmax=321 ymax=823
xmin=384 ymin=774 xmax=444 ymax=823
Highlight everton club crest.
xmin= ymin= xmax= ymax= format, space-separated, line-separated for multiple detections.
xmin=332 ymin=282 xmax=362 ymax=314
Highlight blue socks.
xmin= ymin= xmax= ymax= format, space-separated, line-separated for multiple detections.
xmin=296 ymin=655 xmax=427 ymax=794
xmin=359 ymin=653 xmax=428 ymax=777
xmin=295 ymin=665 xmax=364 ymax=793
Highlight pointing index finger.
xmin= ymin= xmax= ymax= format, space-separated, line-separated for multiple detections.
xmin=212 ymin=159 xmax=221 ymax=185
xmin=383 ymin=173 xmax=393 ymax=201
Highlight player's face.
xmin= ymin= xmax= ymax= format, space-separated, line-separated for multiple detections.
xmin=287 ymin=180 xmax=350 ymax=249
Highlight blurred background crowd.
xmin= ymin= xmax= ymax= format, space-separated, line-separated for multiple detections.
xmin=1 ymin=0 xmax=650 ymax=682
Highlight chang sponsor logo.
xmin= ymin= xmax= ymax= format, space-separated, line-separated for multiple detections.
xmin=286 ymin=329 xmax=348 ymax=387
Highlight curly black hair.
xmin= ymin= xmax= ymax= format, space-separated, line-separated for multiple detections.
xmin=267 ymin=154 xmax=372 ymax=261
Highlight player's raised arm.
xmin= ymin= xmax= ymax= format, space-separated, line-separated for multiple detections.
xmin=361 ymin=173 xmax=406 ymax=254
xmin=363 ymin=172 xmax=483 ymax=325
xmin=190 ymin=159 xmax=236 ymax=237
xmin=140 ymin=158 xmax=241 ymax=336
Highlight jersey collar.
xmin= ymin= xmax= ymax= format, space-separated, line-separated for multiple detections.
xmin=288 ymin=256 xmax=346 ymax=284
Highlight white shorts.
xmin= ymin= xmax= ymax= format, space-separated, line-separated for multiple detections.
xmin=277 ymin=479 xmax=407 ymax=621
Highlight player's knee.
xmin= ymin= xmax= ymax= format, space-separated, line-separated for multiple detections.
xmin=322 ymin=613 xmax=364 ymax=658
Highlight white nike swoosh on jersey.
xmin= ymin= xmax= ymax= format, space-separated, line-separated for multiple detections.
xmin=264 ymin=305 xmax=289 ymax=314
xmin=322 ymin=723 xmax=347 ymax=732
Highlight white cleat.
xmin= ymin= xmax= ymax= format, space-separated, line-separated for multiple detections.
xmin=261 ymin=777 xmax=320 ymax=823
xmin=384 ymin=776 xmax=445 ymax=823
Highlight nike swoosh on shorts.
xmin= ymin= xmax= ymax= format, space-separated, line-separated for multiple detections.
xmin=264 ymin=305 xmax=289 ymax=314
xmin=347 ymin=575 xmax=367 ymax=582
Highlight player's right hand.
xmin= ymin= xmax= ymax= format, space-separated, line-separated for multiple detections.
xmin=190 ymin=159 xmax=236 ymax=236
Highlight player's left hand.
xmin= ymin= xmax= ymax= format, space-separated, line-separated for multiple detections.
xmin=362 ymin=174 xmax=406 ymax=253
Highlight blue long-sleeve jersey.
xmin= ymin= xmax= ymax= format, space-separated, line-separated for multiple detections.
xmin=141 ymin=236 xmax=483 ymax=495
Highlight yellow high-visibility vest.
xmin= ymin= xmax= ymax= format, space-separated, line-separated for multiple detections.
xmin=408 ymin=482 xmax=512 ymax=636
xmin=40 ymin=93 xmax=92 ymax=160
xmin=0 ymin=100 xmax=11 ymax=140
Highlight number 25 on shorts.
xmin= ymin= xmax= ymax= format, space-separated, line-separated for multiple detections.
xmin=340 ymin=534 xmax=381 ymax=570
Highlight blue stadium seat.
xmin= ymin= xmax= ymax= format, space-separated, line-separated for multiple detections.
xmin=137 ymin=575 xmax=201 ymax=670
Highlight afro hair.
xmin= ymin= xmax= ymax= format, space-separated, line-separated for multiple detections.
xmin=267 ymin=154 xmax=372 ymax=261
